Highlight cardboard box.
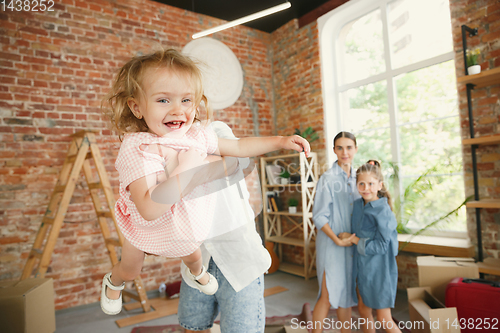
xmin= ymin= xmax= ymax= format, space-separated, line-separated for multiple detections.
xmin=407 ymin=287 xmax=460 ymax=333
xmin=417 ymin=256 xmax=479 ymax=304
xmin=0 ymin=278 xmax=55 ymax=333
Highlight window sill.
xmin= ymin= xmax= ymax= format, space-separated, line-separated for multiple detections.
xmin=398 ymin=234 xmax=475 ymax=257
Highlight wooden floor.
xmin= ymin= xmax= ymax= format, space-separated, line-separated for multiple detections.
xmin=116 ymin=285 xmax=289 ymax=327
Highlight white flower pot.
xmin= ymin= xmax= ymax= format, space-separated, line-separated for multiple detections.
xmin=288 ymin=206 xmax=297 ymax=214
xmin=468 ymin=65 xmax=481 ymax=75
xmin=280 ymin=178 xmax=289 ymax=185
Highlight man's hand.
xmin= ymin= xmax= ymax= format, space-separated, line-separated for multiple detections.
xmin=279 ymin=135 xmax=311 ymax=157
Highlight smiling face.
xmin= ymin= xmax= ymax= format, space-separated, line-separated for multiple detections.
xmin=333 ymin=137 xmax=357 ymax=166
xmin=127 ymin=67 xmax=197 ymax=138
xmin=356 ymin=172 xmax=383 ymax=203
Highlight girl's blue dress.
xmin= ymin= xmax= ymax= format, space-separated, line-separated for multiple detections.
xmin=313 ymin=162 xmax=360 ymax=309
xmin=351 ymin=197 xmax=399 ymax=309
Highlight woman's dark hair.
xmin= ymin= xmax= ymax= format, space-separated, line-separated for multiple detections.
xmin=356 ymin=160 xmax=393 ymax=211
xmin=333 ymin=131 xmax=357 ymax=147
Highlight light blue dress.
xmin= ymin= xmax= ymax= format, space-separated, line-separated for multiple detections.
xmin=313 ymin=161 xmax=360 ymax=309
xmin=351 ymin=197 xmax=399 ymax=309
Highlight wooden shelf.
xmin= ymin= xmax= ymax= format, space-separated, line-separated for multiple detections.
xmin=267 ymin=211 xmax=313 ymax=218
xmin=265 ymin=182 xmax=315 ymax=188
xmin=278 ymin=262 xmax=316 ymax=278
xmin=267 ymin=236 xmax=315 ymax=248
xmin=466 ymin=199 xmax=500 ymax=209
xmin=477 ymin=258 xmax=500 ymax=276
xmin=457 ymin=67 xmax=500 ymax=88
xmin=462 ymin=134 xmax=500 ymax=146
xmin=398 ymin=234 xmax=475 ymax=257
xmin=261 ymin=152 xmax=318 ymax=280
xmin=261 ymin=152 xmax=304 ymax=161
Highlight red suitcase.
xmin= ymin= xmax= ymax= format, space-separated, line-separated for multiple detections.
xmin=445 ymin=277 xmax=500 ymax=332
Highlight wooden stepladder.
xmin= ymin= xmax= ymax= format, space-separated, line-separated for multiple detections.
xmin=21 ymin=130 xmax=151 ymax=313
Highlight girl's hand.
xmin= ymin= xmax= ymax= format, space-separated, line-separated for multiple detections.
xmin=177 ymin=147 xmax=208 ymax=171
xmin=140 ymin=143 xmax=179 ymax=176
xmin=338 ymin=232 xmax=352 ymax=240
xmin=140 ymin=143 xmax=176 ymax=161
xmin=280 ymin=135 xmax=311 ymax=157
xmin=333 ymin=233 xmax=356 ymax=247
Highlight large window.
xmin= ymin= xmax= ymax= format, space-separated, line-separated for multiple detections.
xmin=318 ymin=0 xmax=466 ymax=235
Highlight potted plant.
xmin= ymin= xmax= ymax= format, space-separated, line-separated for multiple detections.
xmin=288 ymin=198 xmax=299 ymax=213
xmin=294 ymin=126 xmax=319 ymax=143
xmin=279 ymin=169 xmax=290 ymax=185
xmin=466 ymin=48 xmax=481 ymax=75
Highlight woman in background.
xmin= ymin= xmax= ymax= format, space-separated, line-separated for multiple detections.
xmin=312 ymin=131 xmax=359 ymax=333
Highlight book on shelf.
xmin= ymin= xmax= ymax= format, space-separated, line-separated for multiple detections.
xmin=266 ymin=191 xmax=274 ymax=212
xmin=270 ymin=197 xmax=278 ymax=212
xmin=266 ymin=191 xmax=282 ymax=212
xmin=265 ymin=165 xmax=281 ymax=185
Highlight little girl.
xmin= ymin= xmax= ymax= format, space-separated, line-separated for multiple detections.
xmin=348 ymin=160 xmax=401 ymax=333
xmin=100 ymin=49 xmax=310 ymax=315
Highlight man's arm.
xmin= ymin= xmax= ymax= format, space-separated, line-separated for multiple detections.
xmin=217 ymin=135 xmax=310 ymax=158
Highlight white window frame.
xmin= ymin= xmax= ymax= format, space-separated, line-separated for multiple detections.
xmin=317 ymin=0 xmax=466 ymax=238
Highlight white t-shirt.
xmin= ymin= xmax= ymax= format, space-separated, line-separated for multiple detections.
xmin=180 ymin=121 xmax=271 ymax=292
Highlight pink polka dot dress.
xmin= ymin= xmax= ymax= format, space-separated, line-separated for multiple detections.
xmin=114 ymin=124 xmax=218 ymax=258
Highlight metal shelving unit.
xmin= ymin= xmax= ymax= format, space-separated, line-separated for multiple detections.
xmin=460 ymin=25 xmax=500 ymax=263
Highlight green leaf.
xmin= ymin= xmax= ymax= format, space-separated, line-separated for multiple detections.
xmin=303 ymin=126 xmax=313 ymax=136
xmin=309 ymin=133 xmax=319 ymax=142
xmin=279 ymin=170 xmax=290 ymax=178
xmin=399 ymin=195 xmax=473 ymax=250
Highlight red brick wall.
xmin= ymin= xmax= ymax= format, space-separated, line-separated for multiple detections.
xmin=271 ymin=19 xmax=326 ymax=157
xmin=0 ymin=0 xmax=274 ymax=309
xmin=396 ymin=253 xmax=419 ymax=289
xmin=451 ymin=0 xmax=500 ymax=263
xmin=270 ymin=19 xmax=324 ymax=268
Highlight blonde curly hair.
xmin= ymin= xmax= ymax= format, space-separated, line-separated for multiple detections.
xmin=102 ymin=49 xmax=212 ymax=138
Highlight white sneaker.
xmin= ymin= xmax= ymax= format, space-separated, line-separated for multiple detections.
xmin=100 ymin=272 xmax=125 ymax=315
xmin=185 ymin=265 xmax=218 ymax=295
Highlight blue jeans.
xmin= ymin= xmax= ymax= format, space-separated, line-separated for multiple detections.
xmin=178 ymin=258 xmax=265 ymax=332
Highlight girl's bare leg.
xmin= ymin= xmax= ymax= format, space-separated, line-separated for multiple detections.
xmin=357 ymin=289 xmax=375 ymax=333
xmin=336 ymin=307 xmax=352 ymax=333
xmin=375 ymin=308 xmax=401 ymax=333
xmin=107 ymin=238 xmax=145 ymax=300
xmin=182 ymin=247 xmax=209 ymax=285
xmin=313 ymin=272 xmax=347 ymax=333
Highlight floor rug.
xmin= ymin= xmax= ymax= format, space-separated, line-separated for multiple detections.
xmin=130 ymin=303 xmax=392 ymax=333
